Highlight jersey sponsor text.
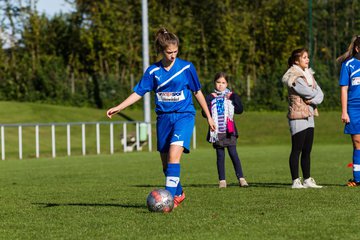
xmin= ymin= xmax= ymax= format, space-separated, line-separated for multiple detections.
xmin=156 ymin=91 xmax=185 ymax=102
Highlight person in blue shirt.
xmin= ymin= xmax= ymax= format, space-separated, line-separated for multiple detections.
xmin=337 ymin=36 xmax=360 ymax=187
xmin=106 ymin=27 xmax=216 ymax=207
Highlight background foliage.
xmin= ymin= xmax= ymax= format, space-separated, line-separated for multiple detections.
xmin=1 ymin=0 xmax=360 ymax=110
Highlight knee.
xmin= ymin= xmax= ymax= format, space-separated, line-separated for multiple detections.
xmin=353 ymin=139 xmax=360 ymax=149
xmin=290 ymin=149 xmax=302 ymax=155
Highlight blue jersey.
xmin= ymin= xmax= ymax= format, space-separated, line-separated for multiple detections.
xmin=134 ymin=58 xmax=201 ymax=114
xmin=339 ymin=57 xmax=360 ymax=108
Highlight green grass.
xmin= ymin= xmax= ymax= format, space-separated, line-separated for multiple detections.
xmin=0 ymin=101 xmax=357 ymax=239
xmin=0 ymin=145 xmax=359 ymax=239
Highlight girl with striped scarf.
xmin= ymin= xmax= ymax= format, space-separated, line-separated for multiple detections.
xmin=202 ymin=72 xmax=248 ymax=188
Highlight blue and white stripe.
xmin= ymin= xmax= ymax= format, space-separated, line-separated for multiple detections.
xmin=156 ymin=64 xmax=190 ymax=90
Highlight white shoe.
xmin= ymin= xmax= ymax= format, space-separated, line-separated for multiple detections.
xmin=303 ymin=177 xmax=323 ymax=188
xmin=239 ymin=178 xmax=249 ymax=187
xmin=292 ymin=178 xmax=305 ymax=189
xmin=219 ymin=180 xmax=227 ymax=188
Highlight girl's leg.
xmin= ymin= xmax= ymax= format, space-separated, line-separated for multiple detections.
xmin=227 ymin=145 xmax=244 ymax=179
xmin=216 ymin=147 xmax=226 ymax=181
xmin=165 ymin=145 xmax=184 ymax=198
xmin=300 ymin=128 xmax=314 ymax=180
xmin=157 ymin=113 xmax=184 ymax=198
xmin=289 ymin=130 xmax=307 ymax=180
xmin=351 ymin=134 xmax=360 ymax=149
xmin=160 ymin=153 xmax=168 ymax=172
xmin=159 ymin=112 xmax=193 ymax=204
xmin=351 ymin=134 xmax=360 ymax=182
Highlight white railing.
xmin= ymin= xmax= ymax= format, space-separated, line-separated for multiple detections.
xmin=0 ymin=121 xmax=152 ymax=160
xmin=0 ymin=121 xmax=197 ymax=160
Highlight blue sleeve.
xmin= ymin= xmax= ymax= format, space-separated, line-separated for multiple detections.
xmin=186 ymin=63 xmax=201 ymax=92
xmin=133 ymin=68 xmax=154 ymax=96
xmin=339 ymin=63 xmax=350 ymax=86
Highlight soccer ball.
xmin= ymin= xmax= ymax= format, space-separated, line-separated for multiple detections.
xmin=146 ymin=189 xmax=174 ymax=213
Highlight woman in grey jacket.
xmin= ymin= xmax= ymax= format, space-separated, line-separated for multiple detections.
xmin=282 ymin=48 xmax=324 ymax=189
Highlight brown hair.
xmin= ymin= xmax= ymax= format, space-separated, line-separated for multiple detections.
xmin=337 ymin=35 xmax=360 ymax=63
xmin=287 ymin=48 xmax=308 ymax=68
xmin=155 ymin=27 xmax=179 ymax=54
xmin=213 ymin=72 xmax=228 ymax=83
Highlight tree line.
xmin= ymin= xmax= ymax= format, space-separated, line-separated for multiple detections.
xmin=1 ymin=0 xmax=359 ymax=111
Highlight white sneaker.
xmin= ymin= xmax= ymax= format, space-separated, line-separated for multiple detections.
xmin=239 ymin=178 xmax=249 ymax=187
xmin=292 ymin=178 xmax=305 ymax=189
xmin=303 ymin=177 xmax=323 ymax=188
xmin=219 ymin=180 xmax=227 ymax=188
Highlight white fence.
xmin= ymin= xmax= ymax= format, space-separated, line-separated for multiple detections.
xmin=0 ymin=121 xmax=197 ymax=160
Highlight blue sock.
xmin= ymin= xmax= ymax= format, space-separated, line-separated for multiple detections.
xmin=175 ymin=181 xmax=183 ymax=196
xmin=164 ymin=168 xmax=183 ymax=196
xmin=165 ymin=163 xmax=180 ymax=198
xmin=353 ymin=149 xmax=360 ymax=182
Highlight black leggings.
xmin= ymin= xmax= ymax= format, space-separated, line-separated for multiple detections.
xmin=216 ymin=145 xmax=244 ymax=180
xmin=289 ymin=128 xmax=314 ymax=180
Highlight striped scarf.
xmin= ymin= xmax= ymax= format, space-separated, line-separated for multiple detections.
xmin=209 ymin=89 xmax=234 ymax=143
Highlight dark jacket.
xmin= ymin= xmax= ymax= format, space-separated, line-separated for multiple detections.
xmin=201 ymin=92 xmax=243 ymax=142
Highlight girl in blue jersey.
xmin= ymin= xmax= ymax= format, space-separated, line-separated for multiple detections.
xmin=337 ymin=36 xmax=360 ymax=187
xmin=106 ymin=27 xmax=216 ymax=207
xmin=203 ymin=72 xmax=248 ymax=188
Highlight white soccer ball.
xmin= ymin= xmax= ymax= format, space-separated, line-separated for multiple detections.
xmin=146 ymin=189 xmax=174 ymax=213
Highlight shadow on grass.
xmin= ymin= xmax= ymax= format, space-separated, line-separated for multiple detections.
xmin=134 ymin=184 xmax=219 ymax=188
xmin=33 ymin=202 xmax=146 ymax=209
xmin=134 ymin=182 xmax=345 ymax=188
xmin=224 ymin=182 xmax=345 ymax=188
xmin=134 ymin=183 xmax=291 ymax=188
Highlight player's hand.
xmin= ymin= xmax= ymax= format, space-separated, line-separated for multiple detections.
xmin=106 ymin=107 xmax=120 ymax=119
xmin=341 ymin=113 xmax=350 ymax=124
xmin=208 ymin=117 xmax=216 ymax=131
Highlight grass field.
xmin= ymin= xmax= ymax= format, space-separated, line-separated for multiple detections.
xmin=0 ymin=101 xmax=358 ymax=239
xmin=0 ymin=145 xmax=359 ymax=240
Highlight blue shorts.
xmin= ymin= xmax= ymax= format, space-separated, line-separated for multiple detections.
xmin=156 ymin=112 xmax=195 ymax=153
xmin=345 ymin=107 xmax=360 ymax=134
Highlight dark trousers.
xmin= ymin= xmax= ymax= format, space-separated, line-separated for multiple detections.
xmin=289 ymin=128 xmax=314 ymax=180
xmin=216 ymin=145 xmax=244 ymax=181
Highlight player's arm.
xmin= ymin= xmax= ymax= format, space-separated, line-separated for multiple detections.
xmin=201 ymin=94 xmax=212 ymax=118
xmin=106 ymin=92 xmax=142 ymax=118
xmin=293 ymin=78 xmax=319 ymax=100
xmin=341 ymin=86 xmax=350 ymax=123
xmin=194 ymin=90 xmax=216 ymax=131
